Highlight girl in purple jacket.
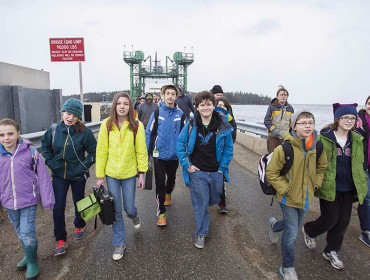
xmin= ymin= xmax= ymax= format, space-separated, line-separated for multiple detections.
xmin=0 ymin=118 xmax=55 ymax=280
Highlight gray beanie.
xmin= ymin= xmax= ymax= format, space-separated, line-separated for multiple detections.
xmin=291 ymin=109 xmax=314 ymax=128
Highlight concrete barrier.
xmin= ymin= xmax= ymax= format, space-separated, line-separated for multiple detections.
xmin=236 ymin=131 xmax=267 ymax=156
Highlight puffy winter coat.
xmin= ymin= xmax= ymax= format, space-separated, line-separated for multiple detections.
xmin=0 ymin=139 xmax=54 ymax=210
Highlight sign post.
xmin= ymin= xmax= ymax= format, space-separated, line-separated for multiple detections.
xmin=49 ymin=37 xmax=85 ymax=121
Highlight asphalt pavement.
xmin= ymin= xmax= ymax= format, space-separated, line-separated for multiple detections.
xmin=1 ymin=142 xmax=370 ymax=280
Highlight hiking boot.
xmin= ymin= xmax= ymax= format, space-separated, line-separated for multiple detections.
xmin=268 ymin=217 xmax=279 ymax=243
xmin=279 ymin=267 xmax=298 ymax=280
xmin=112 ymin=245 xmax=126 ymax=261
xmin=302 ymin=226 xmax=316 ymax=249
xmin=74 ymin=227 xmax=86 ymax=240
xmin=132 ymin=217 xmax=141 ymax=229
xmin=194 ymin=235 xmax=205 ymax=249
xmin=157 ymin=214 xmax=167 ymax=226
xmin=323 ymin=251 xmax=344 ymax=270
xmin=54 ymin=240 xmax=67 ymax=256
xmin=164 ymin=194 xmax=172 ymax=206
xmin=218 ymin=204 xmax=228 ymax=214
xmin=359 ymin=231 xmax=370 ymax=247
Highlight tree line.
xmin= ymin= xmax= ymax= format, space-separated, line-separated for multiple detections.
xmin=63 ymin=90 xmax=272 ymax=105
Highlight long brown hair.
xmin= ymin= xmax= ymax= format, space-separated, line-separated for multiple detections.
xmin=216 ymin=97 xmax=234 ymax=117
xmin=106 ymin=92 xmax=137 ymax=133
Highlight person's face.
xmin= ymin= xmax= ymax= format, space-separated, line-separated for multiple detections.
xmin=146 ymin=98 xmax=153 ymax=104
xmin=294 ymin=117 xmax=315 ymax=139
xmin=0 ymin=124 xmax=19 ymax=152
xmin=197 ymin=99 xmax=214 ymax=119
xmin=277 ymin=90 xmax=288 ymax=105
xmin=338 ymin=114 xmax=357 ymax=131
xmin=62 ymin=112 xmax=79 ymax=126
xmin=116 ymin=97 xmax=130 ymax=118
xmin=163 ymin=89 xmax=177 ymax=107
xmin=154 ymin=96 xmax=160 ymax=103
xmin=214 ymin=92 xmax=223 ymax=99
xmin=217 ymin=101 xmax=226 ymax=110
xmin=140 ymin=99 xmax=145 ymax=104
xmin=365 ymin=99 xmax=370 ymax=116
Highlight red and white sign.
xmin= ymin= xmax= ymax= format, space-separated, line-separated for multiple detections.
xmin=49 ymin=38 xmax=85 ymax=62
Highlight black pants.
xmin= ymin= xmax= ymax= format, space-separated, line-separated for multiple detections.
xmin=304 ymin=191 xmax=353 ymax=253
xmin=154 ymin=159 xmax=179 ymax=215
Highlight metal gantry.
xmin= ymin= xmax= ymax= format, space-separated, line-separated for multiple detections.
xmin=123 ymin=48 xmax=194 ymax=98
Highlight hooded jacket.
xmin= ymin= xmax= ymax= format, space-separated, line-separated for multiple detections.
xmin=41 ymin=122 xmax=97 ymax=181
xmin=0 ymin=139 xmax=55 ymax=210
xmin=176 ymin=111 xmax=234 ymax=186
xmin=266 ymin=131 xmax=328 ymax=210
xmin=264 ymin=98 xmax=294 ymax=138
xmin=315 ymin=127 xmax=368 ymax=204
xmin=96 ymin=118 xmax=148 ymax=179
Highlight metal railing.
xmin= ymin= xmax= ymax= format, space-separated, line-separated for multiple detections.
xmin=235 ymin=121 xmax=268 ymax=138
xmin=21 ymin=122 xmax=102 ymax=149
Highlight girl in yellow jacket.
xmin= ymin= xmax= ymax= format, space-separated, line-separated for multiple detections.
xmin=96 ymin=92 xmax=148 ymax=261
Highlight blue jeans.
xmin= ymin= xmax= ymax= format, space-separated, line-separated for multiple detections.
xmin=358 ymin=171 xmax=370 ymax=232
xmin=272 ymin=203 xmax=305 ymax=268
xmin=6 ymin=205 xmax=37 ymax=248
xmin=52 ymin=176 xmax=86 ymax=241
xmin=106 ymin=176 xmax=138 ymax=247
xmin=189 ymin=170 xmax=223 ymax=236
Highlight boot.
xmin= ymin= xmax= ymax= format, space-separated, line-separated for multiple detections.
xmin=17 ymin=242 xmax=27 ymax=270
xmin=24 ymin=241 xmax=39 ymax=280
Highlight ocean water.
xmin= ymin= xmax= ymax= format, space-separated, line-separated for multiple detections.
xmin=232 ymin=104 xmax=364 ymax=132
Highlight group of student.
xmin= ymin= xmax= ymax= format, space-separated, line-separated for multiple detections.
xmin=0 ymin=84 xmax=237 ymax=279
xmin=263 ymin=86 xmax=370 ymax=280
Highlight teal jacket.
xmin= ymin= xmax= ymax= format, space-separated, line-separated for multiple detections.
xmin=41 ymin=122 xmax=97 ymax=181
xmin=316 ymin=128 xmax=368 ymax=204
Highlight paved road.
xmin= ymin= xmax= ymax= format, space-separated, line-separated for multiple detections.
xmin=1 ymin=143 xmax=370 ymax=279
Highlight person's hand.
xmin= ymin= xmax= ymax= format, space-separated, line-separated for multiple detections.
xmin=137 ymin=173 xmax=145 ymax=190
xmin=187 ymin=165 xmax=200 ymax=173
xmin=96 ymin=178 xmax=105 ymax=187
xmin=270 ymin=128 xmax=281 ymax=138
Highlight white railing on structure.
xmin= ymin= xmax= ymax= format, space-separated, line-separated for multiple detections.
xmin=235 ymin=121 xmax=268 ymax=138
xmin=21 ymin=122 xmax=102 ymax=149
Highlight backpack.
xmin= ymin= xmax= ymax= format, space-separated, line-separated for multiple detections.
xmin=258 ymin=141 xmax=323 ymax=196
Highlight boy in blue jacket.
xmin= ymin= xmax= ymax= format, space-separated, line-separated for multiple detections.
xmin=176 ymin=91 xmax=234 ymax=249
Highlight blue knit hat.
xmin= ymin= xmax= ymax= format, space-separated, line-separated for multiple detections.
xmin=333 ymin=103 xmax=358 ymax=120
xmin=62 ymin=98 xmax=83 ymax=119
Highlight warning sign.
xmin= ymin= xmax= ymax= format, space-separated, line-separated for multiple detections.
xmin=49 ymin=38 xmax=85 ymax=62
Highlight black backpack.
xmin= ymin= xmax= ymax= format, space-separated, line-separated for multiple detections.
xmin=258 ymin=141 xmax=323 ymax=196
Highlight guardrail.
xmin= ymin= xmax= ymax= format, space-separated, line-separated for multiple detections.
xmin=235 ymin=121 xmax=268 ymax=138
xmin=21 ymin=122 xmax=102 ymax=149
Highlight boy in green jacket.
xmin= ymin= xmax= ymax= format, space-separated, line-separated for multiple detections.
xmin=266 ymin=109 xmax=328 ymax=280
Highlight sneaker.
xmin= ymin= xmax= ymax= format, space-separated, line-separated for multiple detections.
xmin=54 ymin=240 xmax=67 ymax=256
xmin=164 ymin=194 xmax=172 ymax=206
xmin=132 ymin=217 xmax=141 ymax=229
xmin=302 ymin=226 xmax=316 ymax=249
xmin=279 ymin=267 xmax=298 ymax=280
xmin=157 ymin=213 xmax=167 ymax=226
xmin=74 ymin=227 xmax=86 ymax=240
xmin=112 ymin=245 xmax=126 ymax=261
xmin=218 ymin=205 xmax=228 ymax=214
xmin=322 ymin=251 xmax=344 ymax=270
xmin=268 ymin=217 xmax=279 ymax=243
xmin=359 ymin=231 xmax=370 ymax=247
xmin=194 ymin=235 xmax=205 ymax=249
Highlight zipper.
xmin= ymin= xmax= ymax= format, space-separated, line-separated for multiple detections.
xmin=63 ymin=129 xmax=70 ymax=179
xmin=32 ymin=180 xmax=36 ymax=198
xmin=10 ymin=156 xmax=17 ymax=210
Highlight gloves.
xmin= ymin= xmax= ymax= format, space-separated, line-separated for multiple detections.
xmin=270 ymin=128 xmax=281 ymax=138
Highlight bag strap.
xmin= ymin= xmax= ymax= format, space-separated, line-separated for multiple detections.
xmin=280 ymin=141 xmax=294 ymax=176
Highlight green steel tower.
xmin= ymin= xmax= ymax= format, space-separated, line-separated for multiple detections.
xmin=123 ymin=49 xmax=194 ymax=98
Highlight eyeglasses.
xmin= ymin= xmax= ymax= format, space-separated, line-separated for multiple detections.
xmin=340 ymin=116 xmax=357 ymax=122
xmin=296 ymin=122 xmax=315 ymax=127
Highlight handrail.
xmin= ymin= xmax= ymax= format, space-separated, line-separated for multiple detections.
xmin=21 ymin=122 xmax=102 ymax=149
xmin=235 ymin=121 xmax=268 ymax=138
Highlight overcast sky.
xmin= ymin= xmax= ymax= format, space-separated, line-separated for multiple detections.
xmin=1 ymin=0 xmax=370 ymax=104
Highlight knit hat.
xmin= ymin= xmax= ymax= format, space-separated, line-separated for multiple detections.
xmin=333 ymin=103 xmax=358 ymax=120
xmin=291 ymin=109 xmax=314 ymax=128
xmin=211 ymin=85 xmax=223 ymax=94
xmin=145 ymin=93 xmax=153 ymax=99
xmin=61 ymin=98 xmax=83 ymax=119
